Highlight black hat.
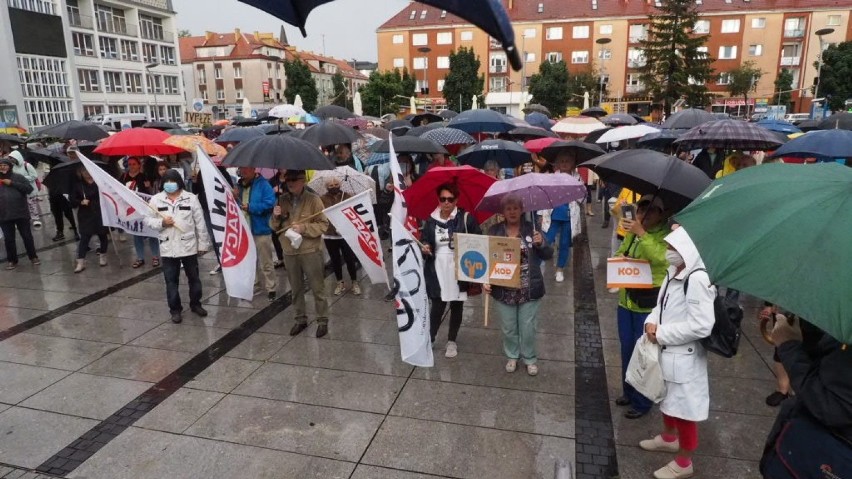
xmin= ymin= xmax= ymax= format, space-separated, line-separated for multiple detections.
xmin=161 ymin=169 xmax=185 ymax=191
xmin=285 ymin=169 xmax=306 ymax=180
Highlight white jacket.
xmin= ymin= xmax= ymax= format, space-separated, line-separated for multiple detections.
xmin=144 ymin=190 xmax=211 ymax=258
xmin=645 ymin=227 xmax=716 ymax=421
xmin=8 ymin=151 xmax=38 ymax=197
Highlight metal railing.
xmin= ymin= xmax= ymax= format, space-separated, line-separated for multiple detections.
xmin=489 ymin=65 xmax=507 ymax=74
xmin=68 ymin=13 xmax=94 ymax=29
xmin=780 ymin=56 xmax=801 ymax=66
xmin=784 ymin=29 xmax=804 ymax=37
xmin=626 ymin=84 xmax=645 ymax=93
xmin=98 ymin=19 xmax=138 ymax=37
xmin=140 ymin=28 xmax=174 ymax=42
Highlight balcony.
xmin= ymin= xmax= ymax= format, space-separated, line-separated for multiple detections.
xmin=69 ymin=13 xmax=94 ymax=29
xmin=98 ymin=19 xmax=138 ymax=37
xmin=627 ymin=60 xmax=646 ymax=68
xmin=784 ymin=29 xmax=804 ymax=38
xmin=141 ymin=28 xmax=174 ymax=43
xmin=626 ymin=84 xmax=645 ymax=94
xmin=780 ymin=56 xmax=801 ymax=66
xmin=489 ymin=65 xmax=507 ymax=74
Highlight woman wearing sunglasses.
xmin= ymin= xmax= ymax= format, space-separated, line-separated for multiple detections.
xmin=420 ymin=183 xmax=481 ymax=359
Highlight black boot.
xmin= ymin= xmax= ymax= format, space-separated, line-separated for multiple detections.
xmin=71 ymin=227 xmax=80 ymax=240
xmin=52 ymin=232 xmax=65 ymax=241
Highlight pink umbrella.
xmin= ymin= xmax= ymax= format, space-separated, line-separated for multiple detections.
xmin=476 ymin=173 xmax=586 ymax=214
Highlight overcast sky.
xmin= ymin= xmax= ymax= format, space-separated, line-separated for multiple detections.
xmin=170 ymin=0 xmax=409 ymax=62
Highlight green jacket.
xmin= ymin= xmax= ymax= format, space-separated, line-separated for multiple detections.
xmin=615 ymin=225 xmax=671 ymax=312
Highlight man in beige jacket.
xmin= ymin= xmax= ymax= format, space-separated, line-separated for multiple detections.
xmin=272 ymin=170 xmax=331 ymax=337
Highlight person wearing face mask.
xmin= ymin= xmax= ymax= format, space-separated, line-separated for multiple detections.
xmin=145 ymin=170 xmax=211 ymax=323
xmin=320 ymin=178 xmax=360 ymax=296
xmin=639 ymin=226 xmax=715 ymax=479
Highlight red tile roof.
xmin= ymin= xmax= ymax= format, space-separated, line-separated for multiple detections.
xmin=179 ymin=30 xmax=289 ymax=62
xmin=379 ymin=0 xmax=849 ymax=29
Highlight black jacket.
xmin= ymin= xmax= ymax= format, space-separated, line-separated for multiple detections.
xmin=70 ymin=181 xmax=107 ymax=235
xmin=0 ymin=172 xmax=33 ymax=221
xmin=692 ymin=150 xmax=724 ymax=179
xmin=487 ymin=221 xmax=554 ymax=303
xmin=421 ymin=209 xmax=481 ymax=299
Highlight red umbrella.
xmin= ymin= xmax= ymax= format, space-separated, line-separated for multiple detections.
xmin=402 ymin=165 xmax=496 ymax=224
xmin=94 ymin=128 xmax=186 ymax=157
xmin=524 ymin=137 xmax=560 ymax=154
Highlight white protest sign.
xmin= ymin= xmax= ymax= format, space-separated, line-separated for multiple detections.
xmin=606 ymin=258 xmax=653 ymax=289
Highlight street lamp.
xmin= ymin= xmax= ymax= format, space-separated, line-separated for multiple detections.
xmin=145 ymin=62 xmax=160 ymax=121
xmin=596 ymin=38 xmax=612 ymax=107
xmin=417 ymin=47 xmax=431 ymax=101
xmin=812 ymin=27 xmax=834 ymax=117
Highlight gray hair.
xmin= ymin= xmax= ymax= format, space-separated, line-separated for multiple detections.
xmin=483 ymin=159 xmax=500 ymax=171
xmin=500 ymin=193 xmax=524 ymax=210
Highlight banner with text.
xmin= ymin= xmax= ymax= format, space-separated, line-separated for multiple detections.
xmin=323 ymin=191 xmax=388 ymax=286
xmin=391 ymin=215 xmax=433 ymax=367
xmin=454 ymin=233 xmax=521 ymax=288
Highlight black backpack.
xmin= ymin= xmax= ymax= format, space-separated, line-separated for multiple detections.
xmin=683 ymin=268 xmax=744 ymax=358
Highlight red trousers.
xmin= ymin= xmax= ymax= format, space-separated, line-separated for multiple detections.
xmin=663 ymin=414 xmax=698 ymax=451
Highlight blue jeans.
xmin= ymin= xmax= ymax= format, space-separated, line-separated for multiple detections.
xmin=133 ymin=235 xmax=160 ymax=261
xmin=617 ymin=306 xmax=653 ymax=413
xmin=545 ymin=219 xmax=571 ymax=268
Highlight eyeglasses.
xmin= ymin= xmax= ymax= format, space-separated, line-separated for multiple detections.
xmin=438 ymin=196 xmax=456 ymax=203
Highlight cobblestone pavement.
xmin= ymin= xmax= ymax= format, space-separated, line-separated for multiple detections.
xmin=0 ymin=210 xmax=777 ymax=478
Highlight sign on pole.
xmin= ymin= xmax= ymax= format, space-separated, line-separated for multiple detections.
xmin=454 ymin=233 xmax=521 ymax=288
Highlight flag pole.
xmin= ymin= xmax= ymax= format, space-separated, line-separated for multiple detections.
xmin=109 ymin=229 xmax=123 ymax=268
xmin=483 ymin=291 xmax=489 ymax=327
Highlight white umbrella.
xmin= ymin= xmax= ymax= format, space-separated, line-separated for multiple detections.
xmin=471 ymin=95 xmax=478 ymax=110
xmin=551 ymin=116 xmax=606 ymax=135
xmin=294 ymin=95 xmax=303 ymax=110
xmin=409 ymin=96 xmax=417 ymax=115
xmin=595 ymin=124 xmax=661 ymax=144
xmin=242 ymin=98 xmax=253 ymax=118
xmin=307 ymin=166 xmax=377 ymax=203
xmin=268 ymin=104 xmax=305 ymax=119
xmin=583 ymin=91 xmax=590 ymax=110
xmin=353 ymin=92 xmax=363 ymax=117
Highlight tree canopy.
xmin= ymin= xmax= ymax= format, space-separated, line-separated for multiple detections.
xmin=772 ymin=69 xmax=794 ymax=110
xmin=358 ymin=69 xmax=416 ymax=116
xmin=331 ymin=72 xmax=347 ymax=108
xmin=638 ymin=0 xmax=714 ymax=112
xmin=528 ymin=60 xmax=570 ymax=116
xmin=817 ymin=41 xmax=852 ymax=111
xmin=283 ymin=59 xmax=318 ymax=112
xmin=726 ymin=61 xmax=764 ymax=111
xmin=442 ymin=47 xmax=485 ymax=112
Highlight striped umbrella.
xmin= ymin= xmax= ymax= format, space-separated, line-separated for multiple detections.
xmin=674 ymin=119 xmax=785 ymax=151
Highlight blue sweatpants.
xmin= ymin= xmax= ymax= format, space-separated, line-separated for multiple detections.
xmin=545 ymin=219 xmax=571 ymax=268
xmin=617 ymin=306 xmax=653 ymax=414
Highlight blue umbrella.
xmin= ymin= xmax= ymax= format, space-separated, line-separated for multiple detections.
xmin=237 ymin=0 xmax=521 ymax=70
xmin=456 ymin=139 xmax=531 ymax=168
xmin=524 ymin=112 xmax=552 ymax=131
xmin=757 ymin=119 xmax=802 ymax=134
xmin=447 ymin=109 xmax=516 ymax=134
xmin=769 ymin=130 xmax=852 ymax=161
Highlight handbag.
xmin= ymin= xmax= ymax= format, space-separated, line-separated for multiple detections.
xmin=625 ymin=335 xmax=667 ymax=403
xmin=461 ymin=211 xmax=482 ymax=297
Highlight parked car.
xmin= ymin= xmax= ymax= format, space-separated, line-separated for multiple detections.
xmin=784 ymin=113 xmax=811 ymax=124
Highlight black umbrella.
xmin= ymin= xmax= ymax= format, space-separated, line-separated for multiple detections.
xmin=583 ymin=127 xmax=614 ymax=145
xmin=214 ymin=127 xmax=265 ymax=144
xmin=580 ymin=107 xmax=607 ymax=118
xmin=796 ymin=119 xmax=821 ymax=132
xmin=299 ymin=120 xmax=361 ymax=147
xmin=411 ymin=112 xmax=444 ymax=127
xmin=818 ymin=112 xmax=852 ymax=131
xmin=142 ymin=121 xmax=179 ymax=131
xmin=222 ymin=135 xmax=335 ymax=170
xmin=439 ymin=110 xmax=459 ymax=120
xmin=508 ymin=126 xmax=557 ymax=140
xmin=32 ymin=120 xmax=109 ymax=142
xmin=406 ymin=122 xmax=445 ymax=137
xmin=600 ymin=113 xmax=638 ymax=126
xmin=386 ymin=119 xmax=413 ymax=136
xmin=314 ymin=105 xmax=355 ymax=120
xmin=661 ymin=108 xmax=715 ymax=130
xmin=44 ymin=159 xmax=110 ymax=196
xmin=539 ymin=140 xmax=606 ymax=164
xmin=371 ymin=136 xmax=447 ymax=155
xmin=637 ymin=129 xmax=689 ymax=151
xmin=234 ymin=118 xmax=261 ymax=126
xmin=257 ymin=123 xmax=294 ymax=135
xmin=27 ymin=147 xmax=69 ymax=166
xmin=456 ymin=139 xmax=531 ymax=168
xmin=0 ymin=134 xmax=25 ymax=144
xmin=165 ymin=128 xmax=192 ymax=136
xmin=523 ymin=104 xmax=551 ymax=117
xmin=674 ymin=119 xmax=784 ymax=150
xmin=580 ymin=149 xmax=711 ymax=213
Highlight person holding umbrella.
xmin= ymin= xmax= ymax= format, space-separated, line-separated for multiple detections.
xmin=268 ymin=169 xmax=288 ymax=268
xmin=45 ymin=146 xmax=80 ymax=241
xmin=120 ymin=157 xmax=160 ymax=268
xmin=544 ymin=151 xmax=582 ymax=283
xmin=0 ymin=157 xmax=38 ymax=269
xmin=236 ymin=166 xmax=278 ymax=301
xmin=420 ymin=183 xmax=482 ymax=358
xmin=69 ymin=166 xmax=109 ymax=272
xmin=483 ymin=194 xmax=553 ymax=376
xmin=320 ymin=177 xmax=361 ymax=296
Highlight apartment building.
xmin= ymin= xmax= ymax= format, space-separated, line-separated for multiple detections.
xmin=377 ymin=0 xmax=851 ymax=115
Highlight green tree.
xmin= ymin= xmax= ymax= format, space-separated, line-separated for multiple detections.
xmin=177 ymin=29 xmax=192 ymax=38
xmin=772 ymin=69 xmax=794 ymax=109
xmin=638 ymin=0 xmax=714 ymax=113
xmin=331 ymin=72 xmax=347 ymax=108
xmin=726 ymin=61 xmax=763 ymax=115
xmin=442 ymin=47 xmax=485 ymax=112
xmin=283 ymin=59 xmax=318 ymax=112
xmin=400 ymin=68 xmax=416 ymax=98
xmin=816 ymin=41 xmax=852 ymax=111
xmin=568 ymin=71 xmax=607 ymax=107
xmin=359 ymin=70 xmax=410 ymax=116
xmin=528 ymin=60 xmax=569 ymax=116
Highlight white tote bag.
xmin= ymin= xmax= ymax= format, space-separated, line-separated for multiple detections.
xmin=625 ymin=335 xmax=667 ymax=403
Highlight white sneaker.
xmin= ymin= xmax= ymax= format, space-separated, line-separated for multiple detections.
xmin=555 ymin=271 xmax=564 ymax=282
xmin=445 ymin=341 xmax=458 ymax=358
xmin=653 ymin=461 xmax=694 ymax=479
xmin=352 ymin=282 xmax=362 ymax=296
xmin=640 ymin=435 xmax=680 ymax=453
xmin=210 ymin=265 xmax=221 ymax=275
xmin=99 ymin=255 xmax=107 ymax=267
xmin=334 ymin=281 xmax=345 ymax=296
xmin=526 ymin=363 xmax=539 ymax=376
xmin=505 ymin=359 xmax=517 ymax=373
xmin=32 ymin=220 xmax=42 ymax=228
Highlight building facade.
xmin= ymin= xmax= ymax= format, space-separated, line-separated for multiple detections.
xmin=377 ymin=0 xmax=852 ymax=116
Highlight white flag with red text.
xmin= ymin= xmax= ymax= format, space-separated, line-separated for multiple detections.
xmin=322 ymin=191 xmax=388 ymax=285
xmin=391 ymin=215 xmax=433 ymax=367
xmin=78 ymin=152 xmax=159 ymax=237
xmin=197 ymin=147 xmax=256 ymax=300
xmin=388 ymin=136 xmax=419 ymax=237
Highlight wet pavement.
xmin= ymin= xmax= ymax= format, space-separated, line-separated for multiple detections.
xmin=0 ymin=211 xmax=778 ymax=478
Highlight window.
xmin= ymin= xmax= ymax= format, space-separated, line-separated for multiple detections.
xmin=545 ymin=27 xmax=563 ymax=40
xmin=629 ymin=24 xmax=647 ymax=43
xmin=718 ymin=46 xmax=737 ymax=59
xmin=95 ymin=4 xmax=127 ymax=35
xmin=537 ymin=2 xmax=544 ymax=13
xmin=146 ymin=73 xmax=161 ymax=93
xmin=436 ymin=32 xmax=452 ymax=45
xmin=440 ymin=10 xmax=446 ymax=18
xmin=525 ymin=52 xmax=536 ymax=63
xmin=437 ymin=56 xmax=450 ymax=69
xmin=142 ymin=43 xmax=158 ymax=63
xmin=159 ymin=46 xmax=176 ymax=65
xmin=214 ymin=66 xmax=222 ymax=79
xmin=694 ymin=20 xmax=710 ymax=34
xmin=409 ymin=10 xmax=416 ymax=20
xmin=420 ymin=10 xmax=427 ymax=19
xmin=103 ymin=71 xmax=123 ymax=92
xmin=460 ymin=30 xmax=473 ymax=41
xmin=67 ymin=0 xmax=82 ymax=26
xmin=748 ymin=44 xmax=763 ymax=56
xmin=627 ymin=48 xmax=645 ymax=67
xmin=547 ymin=51 xmax=562 ymax=63
xmin=78 ymin=69 xmax=100 ymax=92
xmin=72 ymin=33 xmax=95 ymax=57
xmin=523 ymin=28 xmax=536 ymax=38
xmin=489 ymin=54 xmax=507 ymax=73
xmin=827 ymin=15 xmax=841 ymax=26
xmin=233 ymin=64 xmax=242 ymax=78
xmin=125 ymin=72 xmax=143 ymax=93
xmin=571 ymin=51 xmax=589 ymax=64
xmin=98 ymin=36 xmax=118 ymax=59
xmin=697 ymin=46 xmax=709 ymax=58
xmin=120 ymin=40 xmax=138 ymax=61
xmin=626 ymin=73 xmax=642 ymax=89
xmin=599 ymin=24 xmax=613 ymax=35
xmin=164 ymin=76 xmax=179 ymax=94
xmin=10 ymin=0 xmax=56 ymax=15
xmin=201 ymin=89 xmax=208 ymax=101
xmin=572 ymin=25 xmax=590 ymax=39
xmin=781 ymin=43 xmax=801 ymax=65
xmin=717 ymin=72 xmax=732 ymax=85
xmin=437 ymin=79 xmax=445 ymax=92
xmin=235 ymin=88 xmax=243 ymax=99
xmin=721 ymin=19 xmax=740 ymax=33
xmin=751 ymin=17 xmax=766 ymax=28
xmin=413 ymin=57 xmax=428 ymax=70
xmin=598 ymin=48 xmax=612 ymax=60
xmin=108 ymin=105 xmax=126 ymax=114
xmin=167 ymin=106 xmax=181 ymax=123
xmin=128 ymin=105 xmax=145 ymax=114
xmin=489 ymin=76 xmax=507 ymax=92
xmin=392 ymin=34 xmax=404 ymax=44
xmin=412 ymin=33 xmax=427 ymax=46
xmin=197 ymin=68 xmax=206 ymax=84
xmin=83 ymin=105 xmax=103 ymax=119
xmin=17 ymin=55 xmax=74 ymax=128
xmin=785 ymin=18 xmax=804 ymax=37
xmin=392 ymin=57 xmax=405 ymax=68
xmin=139 ymin=14 xmax=164 ymax=41
xmin=415 ymin=79 xmax=428 ymax=93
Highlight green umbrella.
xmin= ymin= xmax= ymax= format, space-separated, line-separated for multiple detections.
xmin=675 ymin=162 xmax=852 ymax=343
